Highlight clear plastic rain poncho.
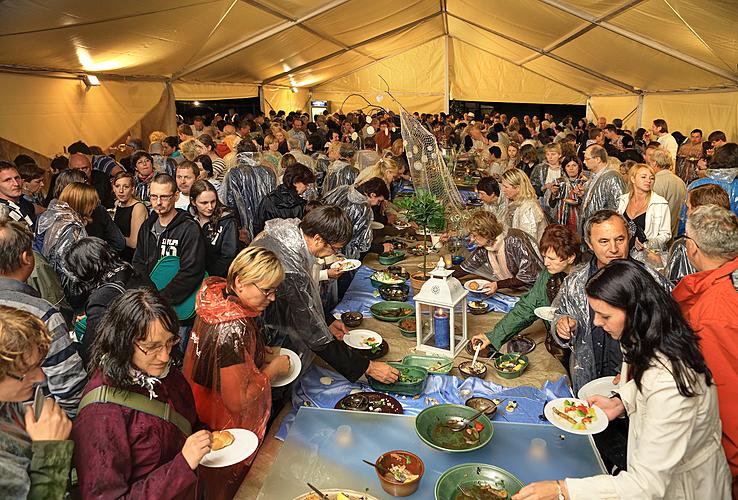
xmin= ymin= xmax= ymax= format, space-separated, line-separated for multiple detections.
xmin=666 ymin=237 xmax=697 ymax=285
xmin=183 ymin=277 xmax=270 ymax=499
xmin=461 ymin=228 xmax=542 ymax=287
xmin=34 ymin=199 xmax=87 ymax=301
xmin=677 ymin=167 xmax=738 ymax=235
xmin=322 ymin=185 xmax=372 ymax=260
xmin=550 ymin=259 xmax=673 ymax=393
xmin=321 ymin=159 xmax=358 ymax=196
xmin=251 ymin=218 xmax=334 ymax=369
xmin=221 ymin=152 xmax=276 ymax=240
xmin=577 ymin=167 xmax=627 ymax=235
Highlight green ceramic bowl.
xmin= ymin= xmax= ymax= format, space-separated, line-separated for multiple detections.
xmin=493 ymin=353 xmax=529 ymax=380
xmin=415 ymin=404 xmax=493 ymax=453
xmin=378 ymin=283 xmax=410 ymax=302
xmin=434 ymin=463 xmax=525 ymax=499
xmin=378 ymin=250 xmax=406 ymax=266
xmin=369 ymin=362 xmax=428 ymax=396
xmin=397 ymin=318 xmax=417 ymax=338
xmin=402 ymin=354 xmax=453 ymax=375
xmin=369 ymin=271 xmax=409 ymax=289
xmin=370 ymin=301 xmax=415 ymax=322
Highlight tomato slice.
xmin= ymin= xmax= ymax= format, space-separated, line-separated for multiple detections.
xmin=473 ymin=422 xmax=484 ymax=432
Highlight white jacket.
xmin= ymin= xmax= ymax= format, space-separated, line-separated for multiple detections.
xmin=617 ymin=192 xmax=672 ymax=248
xmin=566 ymin=358 xmax=731 ymax=499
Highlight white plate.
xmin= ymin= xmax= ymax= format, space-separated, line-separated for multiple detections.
xmin=269 ymin=348 xmax=302 ymax=388
xmin=534 ymin=306 xmax=556 ymax=321
xmin=329 ymin=258 xmax=361 ymax=272
xmin=370 ymin=221 xmax=385 ymax=230
xmin=544 ymin=397 xmax=609 ymax=435
xmin=293 ymin=489 xmax=379 ymax=500
xmin=577 ymin=376 xmax=619 ymax=401
xmin=343 ymin=329 xmax=383 ymax=350
xmin=200 ymin=429 xmax=259 ymax=468
xmin=394 ymin=222 xmax=411 ymax=229
xmin=464 ymin=279 xmax=493 ymax=293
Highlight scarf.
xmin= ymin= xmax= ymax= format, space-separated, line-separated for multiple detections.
xmin=130 ymin=363 xmax=171 ymax=400
xmin=484 ymin=233 xmax=512 ymax=281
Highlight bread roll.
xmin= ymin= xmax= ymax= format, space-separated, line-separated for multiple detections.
xmin=212 ymin=430 xmax=235 ymax=451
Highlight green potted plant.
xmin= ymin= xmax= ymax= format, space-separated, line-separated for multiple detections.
xmin=395 ymin=190 xmax=446 ymax=292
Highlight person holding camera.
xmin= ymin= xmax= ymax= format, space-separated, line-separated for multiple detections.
xmin=547 ymin=155 xmax=587 ymax=231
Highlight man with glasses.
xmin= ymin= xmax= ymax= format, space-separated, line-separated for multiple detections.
xmin=132 ymin=174 xmax=205 ymax=345
xmin=0 ymin=219 xmax=87 ymax=417
xmin=578 ymin=145 xmax=627 ymax=237
xmin=252 ymin=205 xmax=400 ymax=386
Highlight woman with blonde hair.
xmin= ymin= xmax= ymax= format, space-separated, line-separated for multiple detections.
xmin=354 ymin=156 xmax=399 ymax=188
xmin=184 ymin=247 xmax=290 ymax=500
xmin=35 ymin=182 xmax=99 ymax=299
xmin=617 ymin=163 xmax=671 ymax=253
xmin=500 ymin=168 xmax=547 ymax=241
xmin=178 ymin=138 xmax=199 ymax=162
xmin=262 ymin=134 xmax=282 ymax=172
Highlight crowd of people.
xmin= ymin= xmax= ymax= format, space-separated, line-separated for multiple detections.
xmin=0 ymin=106 xmax=737 ymax=499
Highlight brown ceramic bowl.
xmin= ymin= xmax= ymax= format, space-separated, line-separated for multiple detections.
xmin=375 ymin=450 xmax=424 ymax=497
xmin=341 ymin=311 xmax=363 ymax=328
xmin=458 ymin=360 xmax=488 ymax=379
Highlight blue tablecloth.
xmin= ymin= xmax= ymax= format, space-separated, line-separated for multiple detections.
xmin=467 ymin=289 xmax=521 ymax=313
xmin=276 ymin=364 xmax=573 ymax=440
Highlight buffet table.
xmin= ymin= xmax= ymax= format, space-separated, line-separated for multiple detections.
xmin=257 ymin=406 xmax=606 ymax=499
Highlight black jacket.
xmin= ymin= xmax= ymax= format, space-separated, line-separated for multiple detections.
xmin=201 ymin=212 xmax=241 ymax=278
xmin=253 ymin=184 xmax=306 ymax=236
xmin=132 ymin=209 xmax=206 ymax=307
xmin=91 ymin=170 xmax=115 ymax=208
xmin=86 ymin=204 xmax=125 ymax=252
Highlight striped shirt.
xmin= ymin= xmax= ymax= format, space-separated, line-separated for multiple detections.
xmin=0 ymin=277 xmax=87 ymax=418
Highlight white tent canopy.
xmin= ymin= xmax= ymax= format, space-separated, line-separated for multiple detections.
xmin=1 ymin=0 xmax=737 ymax=160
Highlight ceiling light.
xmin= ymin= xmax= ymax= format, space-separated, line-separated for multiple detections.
xmin=83 ymin=74 xmax=100 ymax=87
xmin=194 ymin=101 xmax=200 ymax=106
xmin=291 ymin=87 xmax=298 ymax=93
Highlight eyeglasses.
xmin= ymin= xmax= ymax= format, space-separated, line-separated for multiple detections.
xmin=134 ymin=336 xmax=180 ymax=356
xmin=6 ymin=360 xmax=44 ymax=382
xmin=253 ymin=283 xmax=277 ymax=298
xmin=149 ymin=194 xmax=175 ymax=202
xmin=683 ymin=234 xmax=700 ymax=248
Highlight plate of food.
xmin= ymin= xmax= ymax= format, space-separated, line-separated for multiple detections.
xmin=369 ymin=270 xmax=408 ymax=288
xmin=370 ymin=221 xmax=385 ymax=230
xmin=533 ymin=306 xmax=556 ymax=322
xmin=269 ymin=348 xmax=302 ymax=388
xmin=330 ymin=259 xmax=361 ymax=272
xmin=415 ymin=404 xmax=493 ymax=453
xmin=369 ymin=301 xmax=415 ymax=322
xmin=435 ymin=463 xmax=524 ymax=499
xmin=294 ymin=489 xmax=379 ymax=500
xmin=544 ymin=397 xmax=608 ymax=435
xmin=577 ymin=376 xmax=619 ymax=401
xmin=334 ymin=391 xmax=404 ymax=414
xmin=343 ymin=330 xmax=383 ymax=350
xmin=464 ymin=279 xmax=493 ymax=293
xmin=200 ymin=429 xmax=259 ymax=468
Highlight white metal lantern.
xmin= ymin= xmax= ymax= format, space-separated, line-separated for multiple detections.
xmin=413 ymin=258 xmax=469 ymax=357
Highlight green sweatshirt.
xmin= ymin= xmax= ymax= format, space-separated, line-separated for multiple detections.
xmin=28 ymin=440 xmax=74 ymax=500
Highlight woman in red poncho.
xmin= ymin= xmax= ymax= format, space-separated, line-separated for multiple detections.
xmin=183 ymin=246 xmax=291 ymax=499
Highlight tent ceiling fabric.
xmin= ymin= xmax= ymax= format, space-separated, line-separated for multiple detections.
xmin=0 ymin=0 xmax=736 ymax=95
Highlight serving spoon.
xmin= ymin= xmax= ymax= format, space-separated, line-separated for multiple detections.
xmin=362 ymin=459 xmax=407 ymax=482
xmin=447 ymin=407 xmax=488 ymax=432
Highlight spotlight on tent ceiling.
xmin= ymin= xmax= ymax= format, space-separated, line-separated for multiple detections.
xmin=83 ymin=74 xmax=101 ymax=88
xmin=291 ymin=87 xmax=298 ymax=93
xmin=193 ymin=101 xmax=201 ymax=106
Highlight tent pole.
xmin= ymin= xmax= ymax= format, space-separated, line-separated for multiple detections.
xmin=444 ymin=35 xmax=450 ymax=114
xmin=258 ymin=86 xmax=265 ymax=113
xmin=636 ymin=94 xmax=645 ymax=129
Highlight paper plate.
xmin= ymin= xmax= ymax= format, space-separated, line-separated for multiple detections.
xmin=329 ymin=258 xmax=361 ymax=272
xmin=370 ymin=221 xmax=385 ymax=230
xmin=577 ymin=376 xmax=619 ymax=401
xmin=200 ymin=429 xmax=259 ymax=468
xmin=544 ymin=397 xmax=608 ymax=435
xmin=343 ymin=329 xmax=383 ymax=350
xmin=270 ymin=348 xmax=302 ymax=388
xmin=534 ymin=306 xmax=556 ymax=321
xmin=463 ymin=279 xmax=492 ymax=293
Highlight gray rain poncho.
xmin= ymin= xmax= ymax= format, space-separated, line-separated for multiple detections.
xmin=34 ymin=199 xmax=87 ymax=300
xmin=251 ymin=218 xmax=334 ymax=368
xmin=666 ymin=237 xmax=697 ymax=285
xmin=577 ymin=166 xmax=627 ymax=235
xmin=322 ymin=185 xmax=372 ymax=260
xmin=321 ymin=159 xmax=358 ymax=196
xmin=221 ymin=152 xmax=276 ymax=240
xmin=461 ymin=228 xmax=542 ymax=287
xmin=550 ymin=259 xmax=673 ymax=393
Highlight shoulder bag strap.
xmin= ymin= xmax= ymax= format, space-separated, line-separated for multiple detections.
xmin=78 ymin=385 xmax=192 ymax=437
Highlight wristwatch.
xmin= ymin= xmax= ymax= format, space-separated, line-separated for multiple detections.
xmin=556 ymin=480 xmax=566 ymax=500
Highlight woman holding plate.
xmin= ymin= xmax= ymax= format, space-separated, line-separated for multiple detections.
xmin=513 ymin=259 xmax=729 ymax=500
xmin=183 ymin=247 xmax=291 ymax=500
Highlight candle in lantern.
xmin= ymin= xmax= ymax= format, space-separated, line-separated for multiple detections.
xmin=433 ymin=307 xmax=450 ymax=348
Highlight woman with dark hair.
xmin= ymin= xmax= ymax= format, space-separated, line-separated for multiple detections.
xmin=131 ymin=150 xmax=157 ymax=202
xmin=194 ymin=154 xmax=213 ymax=180
xmin=472 ymin=224 xmax=579 ymax=355
xmin=517 ymin=143 xmax=539 ymax=178
xmin=189 ymin=180 xmax=240 ymax=277
xmin=514 ymin=259 xmax=730 ymax=500
xmin=64 ymin=237 xmax=153 ymax=365
xmin=72 ymin=289 xmax=211 ymax=499
xmin=546 ymin=155 xmax=587 ymax=230
xmin=195 ymin=134 xmax=226 ymax=182
xmin=184 ymin=247 xmax=290 ymax=499
xmin=254 ymin=163 xmax=316 ymax=236
xmin=111 ymin=171 xmax=148 ymax=262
